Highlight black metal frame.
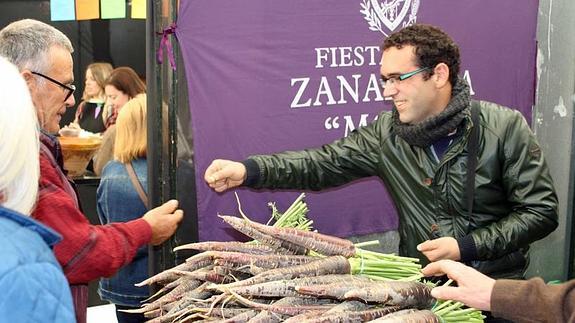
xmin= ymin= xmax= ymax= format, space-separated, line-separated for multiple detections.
xmin=146 ymin=0 xmax=199 ymax=289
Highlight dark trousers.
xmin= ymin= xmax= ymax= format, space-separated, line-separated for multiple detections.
xmin=484 ymin=311 xmax=514 ymax=323
xmin=115 ymin=304 xmax=146 ymax=323
xmin=70 ymin=284 xmax=88 ymax=323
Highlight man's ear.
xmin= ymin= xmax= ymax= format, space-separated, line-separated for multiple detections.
xmin=433 ymin=63 xmax=450 ymax=88
xmin=21 ymin=70 xmax=36 ymax=91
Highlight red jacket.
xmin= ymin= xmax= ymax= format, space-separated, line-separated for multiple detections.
xmin=33 ymin=133 xmax=152 ymax=284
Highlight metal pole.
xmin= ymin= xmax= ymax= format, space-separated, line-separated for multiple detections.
xmin=146 ymin=0 xmax=166 ymax=290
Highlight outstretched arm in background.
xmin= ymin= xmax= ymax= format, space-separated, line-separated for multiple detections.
xmin=204 ymin=159 xmax=247 ymax=192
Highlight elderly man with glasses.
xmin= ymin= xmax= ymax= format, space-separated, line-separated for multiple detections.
xmin=0 ymin=19 xmax=184 ymax=323
xmin=204 ymin=23 xmax=558 ymax=322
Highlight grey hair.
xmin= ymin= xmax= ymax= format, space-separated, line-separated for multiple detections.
xmin=0 ymin=19 xmax=73 ymax=76
xmin=0 ymin=56 xmax=40 ymax=215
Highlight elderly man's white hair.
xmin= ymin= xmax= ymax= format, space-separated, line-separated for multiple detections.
xmin=0 ymin=56 xmax=40 ymax=214
xmin=0 ymin=19 xmax=73 ymax=75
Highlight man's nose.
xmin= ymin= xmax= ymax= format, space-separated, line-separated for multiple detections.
xmin=382 ymin=83 xmax=398 ymax=98
xmin=65 ymin=93 xmax=76 ymax=107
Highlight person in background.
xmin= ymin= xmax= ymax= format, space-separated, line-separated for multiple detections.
xmin=97 ymin=93 xmax=149 ymax=323
xmin=93 ymin=66 xmax=146 ymax=175
xmin=203 ymin=23 xmax=558 ymax=321
xmin=73 ymin=62 xmax=113 ymax=133
xmin=0 ymin=56 xmax=74 ymax=322
xmin=423 ymin=259 xmax=575 ymax=323
xmin=103 ymin=66 xmax=146 ymax=128
xmin=0 ymin=19 xmax=184 ymax=323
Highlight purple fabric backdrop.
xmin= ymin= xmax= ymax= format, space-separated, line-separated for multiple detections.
xmin=176 ymin=0 xmax=538 ymax=242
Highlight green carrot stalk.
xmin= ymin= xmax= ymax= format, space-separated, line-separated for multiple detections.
xmin=431 ymin=280 xmax=486 ymax=323
xmin=348 ymin=257 xmax=422 ymax=280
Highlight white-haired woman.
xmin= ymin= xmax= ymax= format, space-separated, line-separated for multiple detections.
xmin=0 ymin=56 xmax=74 ymax=322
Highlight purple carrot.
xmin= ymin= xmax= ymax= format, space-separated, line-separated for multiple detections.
xmin=147 ymin=307 xmax=250 ymax=323
xmin=171 ymin=269 xmax=235 ymax=284
xmin=343 ymin=281 xmax=434 ymax=309
xmin=323 ymin=300 xmax=370 ymax=313
xmin=212 ymin=251 xmax=319 ymax=269
xmin=220 ymin=215 xmax=356 ymax=257
xmin=212 ymin=255 xmax=351 ymax=290
xmin=219 ymin=214 xmax=309 ymax=255
xmin=295 ymin=280 xmax=374 ymax=299
xmin=173 ymin=241 xmax=277 ymax=255
xmin=229 ymin=274 xmax=372 ymax=298
xmin=212 ymin=265 xmax=254 ymax=278
xmin=296 ymin=306 xmax=402 ymax=323
xmin=142 ymin=276 xmax=186 ymax=303
xmin=211 ymin=309 xmax=258 ymax=323
xmin=143 ymin=282 xmax=213 ymax=320
xmin=122 ymin=277 xmax=202 ymax=314
xmin=248 ymin=296 xmax=322 ymax=323
xmin=136 ymin=252 xmax=214 ymax=286
xmin=367 ymin=309 xmax=441 ymax=322
xmin=164 ymin=282 xmax=212 ymax=314
xmin=227 ymin=290 xmax=336 ymax=316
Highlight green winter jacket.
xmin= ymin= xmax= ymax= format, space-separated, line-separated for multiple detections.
xmin=246 ymin=100 xmax=558 ymax=279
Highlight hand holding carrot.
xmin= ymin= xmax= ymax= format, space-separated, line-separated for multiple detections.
xmin=417 ymin=237 xmax=460 ymax=261
xmin=204 ymin=159 xmax=247 ymax=192
xmin=422 ymin=259 xmax=495 ymax=311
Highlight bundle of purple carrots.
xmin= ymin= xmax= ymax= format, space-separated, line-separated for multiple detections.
xmin=129 ymin=193 xmax=484 ymax=322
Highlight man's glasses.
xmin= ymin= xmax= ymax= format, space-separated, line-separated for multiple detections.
xmin=31 ymin=71 xmax=76 ymax=102
xmin=379 ymin=66 xmax=431 ymax=89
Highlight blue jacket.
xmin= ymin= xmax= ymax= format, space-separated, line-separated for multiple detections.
xmin=0 ymin=206 xmax=75 ymax=322
xmin=97 ymin=158 xmax=149 ymax=306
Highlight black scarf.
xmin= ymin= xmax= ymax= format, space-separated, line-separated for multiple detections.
xmin=392 ymin=78 xmax=470 ymax=147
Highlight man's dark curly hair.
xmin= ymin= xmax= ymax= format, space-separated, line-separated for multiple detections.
xmin=383 ymin=24 xmax=460 ymax=86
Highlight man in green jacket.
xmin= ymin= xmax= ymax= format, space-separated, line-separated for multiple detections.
xmin=204 ymin=24 xmax=558 ymax=280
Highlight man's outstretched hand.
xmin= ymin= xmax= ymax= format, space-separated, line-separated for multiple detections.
xmin=204 ymin=159 xmax=247 ymax=192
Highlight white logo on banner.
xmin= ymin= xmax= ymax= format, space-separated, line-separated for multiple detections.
xmin=360 ymin=0 xmax=420 ymax=36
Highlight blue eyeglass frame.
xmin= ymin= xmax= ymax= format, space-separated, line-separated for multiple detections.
xmin=31 ymin=71 xmax=76 ymax=102
xmin=380 ymin=66 xmax=431 ymax=88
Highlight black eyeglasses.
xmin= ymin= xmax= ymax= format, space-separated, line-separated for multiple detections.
xmin=31 ymin=71 xmax=76 ymax=102
xmin=380 ymin=66 xmax=431 ymax=89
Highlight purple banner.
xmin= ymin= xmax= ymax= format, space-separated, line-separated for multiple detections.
xmin=176 ymin=0 xmax=538 ymax=241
